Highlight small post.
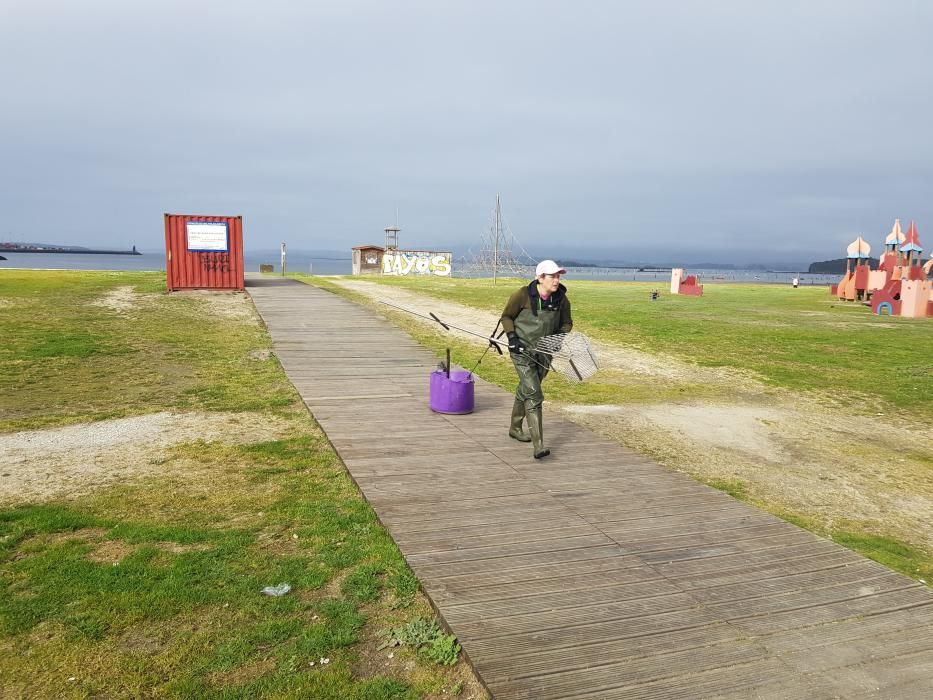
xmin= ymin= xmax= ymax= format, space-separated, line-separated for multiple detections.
xmin=280 ymin=242 xmax=287 ymax=276
xmin=445 ymin=348 xmax=451 ymax=378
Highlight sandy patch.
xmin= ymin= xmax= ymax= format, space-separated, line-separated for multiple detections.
xmin=83 ymin=539 xmax=211 ymax=564
xmin=189 ymin=290 xmax=260 ymax=322
xmin=85 ymin=539 xmax=138 ymax=564
xmin=566 ymin=403 xmax=788 ymax=462
xmin=207 ymin=659 xmax=276 ymax=688
xmin=15 ymin=528 xmax=109 ymax=560
xmin=562 ymin=399 xmax=933 ymax=551
xmin=255 ymin=525 xmax=307 ymax=556
xmin=0 ymin=411 xmax=297 ymax=504
xmin=119 ymin=628 xmax=167 ymax=656
xmin=92 ymin=286 xmax=139 ymax=313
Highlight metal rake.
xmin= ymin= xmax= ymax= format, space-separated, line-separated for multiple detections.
xmin=532 ymin=332 xmax=599 ymax=383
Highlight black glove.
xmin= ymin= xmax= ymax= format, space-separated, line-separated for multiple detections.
xmin=506 ymin=331 xmax=524 ymax=355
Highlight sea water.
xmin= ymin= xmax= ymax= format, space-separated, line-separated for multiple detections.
xmin=0 ymin=252 xmax=837 ymax=285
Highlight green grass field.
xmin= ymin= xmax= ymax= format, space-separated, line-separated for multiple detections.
xmin=0 ymin=271 xmax=294 ymax=433
xmin=0 ymin=271 xmax=478 ymax=699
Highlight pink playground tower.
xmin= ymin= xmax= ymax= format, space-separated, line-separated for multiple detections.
xmin=832 ymin=219 xmax=933 ymax=318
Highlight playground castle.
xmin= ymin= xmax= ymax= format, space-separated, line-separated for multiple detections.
xmin=832 ymin=219 xmax=933 ymax=318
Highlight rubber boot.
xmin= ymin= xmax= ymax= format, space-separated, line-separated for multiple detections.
xmin=508 ymin=398 xmax=531 ymax=442
xmin=526 ymin=406 xmax=550 ymax=459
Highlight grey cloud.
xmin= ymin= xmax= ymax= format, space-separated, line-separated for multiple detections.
xmin=2 ymin=1 xmax=932 ymax=263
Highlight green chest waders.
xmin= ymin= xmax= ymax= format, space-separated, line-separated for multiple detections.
xmin=510 ymin=305 xmax=560 ymax=459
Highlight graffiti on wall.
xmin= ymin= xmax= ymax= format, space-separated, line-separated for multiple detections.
xmin=200 ymin=252 xmax=231 ymax=272
xmin=383 ymin=250 xmax=452 ymax=276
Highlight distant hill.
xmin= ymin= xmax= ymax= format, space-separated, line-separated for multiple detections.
xmin=809 ymin=257 xmax=879 ymax=274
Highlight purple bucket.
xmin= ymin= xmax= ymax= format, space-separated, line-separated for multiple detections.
xmin=429 ymin=370 xmax=475 ymax=414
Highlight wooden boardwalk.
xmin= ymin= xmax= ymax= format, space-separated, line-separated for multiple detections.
xmin=247 ymin=276 xmax=933 ymax=699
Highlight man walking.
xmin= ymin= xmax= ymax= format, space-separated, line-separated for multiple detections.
xmin=500 ymin=260 xmax=573 ymax=459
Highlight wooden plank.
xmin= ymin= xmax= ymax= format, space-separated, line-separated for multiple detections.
xmin=711 ymin=575 xmax=920 ymax=620
xmin=728 ymin=586 xmax=933 ymax=635
xmin=397 ymin=524 xmax=600 ymax=555
xmin=411 ymin=543 xmax=629 ymax=579
xmin=442 ymin=579 xmax=684 ymax=623
xmin=422 ymin=555 xmax=649 ymax=589
xmin=426 ymin=565 xmax=664 ymax=606
xmin=476 ymin=621 xmax=744 ymax=684
xmin=451 ymin=591 xmax=701 ymax=639
xmin=460 ymin=606 xmax=726 ymax=658
xmin=756 ymin=602 xmax=933 ymax=654
xmin=485 ymin=640 xmax=770 ymax=700
xmin=407 ymin=534 xmax=616 ymax=566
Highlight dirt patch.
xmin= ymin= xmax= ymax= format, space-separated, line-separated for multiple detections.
xmin=352 ymin=614 xmax=489 ymax=700
xmin=25 ymin=620 xmax=70 ymax=646
xmin=92 ymin=286 xmax=141 ymax=313
xmin=207 ymin=658 xmax=276 ymax=688
xmin=16 ymin=528 xmax=109 ymax=559
xmin=352 ymin=620 xmax=407 ymax=682
xmin=86 ymin=539 xmax=138 ymax=564
xmin=0 ymin=411 xmax=299 ymax=505
xmin=255 ymin=525 xmax=307 ymax=557
xmin=563 ymin=398 xmax=933 ymax=551
xmin=119 ymin=628 xmax=166 ymax=656
xmin=188 ymin=290 xmax=260 ymax=322
xmin=567 ymin=403 xmax=788 ymax=463
xmin=155 ymin=542 xmax=212 ymax=554
xmin=15 ymin=528 xmax=213 ymax=564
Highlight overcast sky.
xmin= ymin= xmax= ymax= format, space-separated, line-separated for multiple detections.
xmin=3 ymin=1 xmax=933 ymax=263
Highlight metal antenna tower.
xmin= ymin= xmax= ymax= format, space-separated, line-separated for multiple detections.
xmin=464 ymin=194 xmax=535 ymax=282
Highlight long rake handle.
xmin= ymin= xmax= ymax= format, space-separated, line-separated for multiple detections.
xmin=383 ymin=301 xmax=521 ymax=351
xmin=381 ymin=301 xmax=500 ymax=342
xmin=379 ymin=301 xmax=558 ymax=358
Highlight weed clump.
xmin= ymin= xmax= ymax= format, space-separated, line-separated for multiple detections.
xmin=378 ymin=618 xmax=461 ymax=666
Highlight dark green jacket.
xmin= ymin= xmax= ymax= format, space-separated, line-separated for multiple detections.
xmin=500 ymin=280 xmax=573 ymax=346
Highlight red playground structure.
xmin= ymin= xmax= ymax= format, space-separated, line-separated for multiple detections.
xmin=670 ymin=268 xmax=704 ymax=296
xmin=832 ymin=219 xmax=933 ymax=318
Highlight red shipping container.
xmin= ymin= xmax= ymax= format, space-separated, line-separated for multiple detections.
xmin=164 ymin=214 xmax=244 ymax=291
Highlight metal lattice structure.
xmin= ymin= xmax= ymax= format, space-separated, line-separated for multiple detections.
xmin=461 ymin=195 xmax=536 ymax=282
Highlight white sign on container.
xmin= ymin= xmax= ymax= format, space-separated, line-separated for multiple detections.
xmin=186 ymin=222 xmax=229 ymax=252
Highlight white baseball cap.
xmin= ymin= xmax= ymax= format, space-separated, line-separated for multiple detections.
xmin=535 ymin=259 xmax=567 ymax=277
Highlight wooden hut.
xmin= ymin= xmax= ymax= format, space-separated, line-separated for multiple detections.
xmin=352 ymin=245 xmax=384 ymax=275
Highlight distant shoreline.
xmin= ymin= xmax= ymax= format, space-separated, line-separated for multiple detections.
xmin=0 ymin=247 xmax=142 ymax=256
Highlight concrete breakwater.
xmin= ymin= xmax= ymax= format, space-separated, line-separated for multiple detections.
xmin=0 ymin=246 xmax=141 ymax=255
